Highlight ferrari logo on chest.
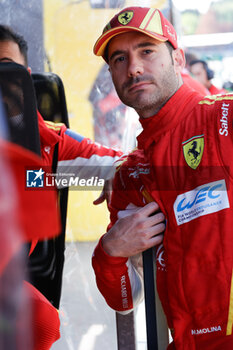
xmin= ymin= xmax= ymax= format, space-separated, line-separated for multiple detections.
xmin=182 ymin=135 xmax=204 ymax=169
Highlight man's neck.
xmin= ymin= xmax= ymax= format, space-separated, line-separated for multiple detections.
xmin=138 ymin=81 xmax=183 ymax=119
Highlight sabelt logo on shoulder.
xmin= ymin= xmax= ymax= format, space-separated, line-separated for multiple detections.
xmin=219 ymin=102 xmax=229 ymax=136
xmin=174 ymin=179 xmax=229 ymax=225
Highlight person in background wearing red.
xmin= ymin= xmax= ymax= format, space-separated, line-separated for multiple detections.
xmin=181 ymin=52 xmax=209 ymax=95
xmin=0 ymin=24 xmax=122 ymax=349
xmin=189 ymin=59 xmax=227 ymax=95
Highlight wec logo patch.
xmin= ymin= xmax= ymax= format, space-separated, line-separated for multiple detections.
xmin=174 ymin=179 xmax=229 ymax=225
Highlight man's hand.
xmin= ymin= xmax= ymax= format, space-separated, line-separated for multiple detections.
xmin=93 ymin=179 xmax=112 ymax=205
xmin=102 ymin=202 xmax=165 ymax=258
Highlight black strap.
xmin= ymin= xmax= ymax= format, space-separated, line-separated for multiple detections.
xmin=143 ymin=247 xmax=159 ymax=350
xmin=52 ymin=142 xmax=59 ymax=173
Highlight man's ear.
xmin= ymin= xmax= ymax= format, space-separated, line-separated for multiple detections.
xmin=27 ymin=66 xmax=32 ymax=75
xmin=173 ymin=48 xmax=185 ymax=74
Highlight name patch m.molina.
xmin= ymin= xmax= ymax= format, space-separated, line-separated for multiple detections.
xmin=182 ymin=135 xmax=204 ymax=170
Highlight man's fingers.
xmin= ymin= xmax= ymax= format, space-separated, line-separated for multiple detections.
xmin=137 ymin=201 xmax=160 ymax=216
xmin=93 ymin=191 xmax=105 ymax=205
xmin=147 ymin=222 xmax=166 ymax=238
xmin=147 ymin=211 xmax=165 ymax=227
xmin=118 ymin=202 xmax=165 ymax=232
xmin=147 ymin=233 xmax=164 ymax=248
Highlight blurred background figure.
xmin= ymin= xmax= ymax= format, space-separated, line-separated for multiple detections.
xmin=89 ymin=63 xmax=140 ymax=153
xmin=0 ymin=90 xmax=33 ymax=350
xmin=185 ymin=52 xmax=199 ymax=72
xmin=223 ymin=81 xmax=233 ymax=92
xmin=180 ymin=52 xmax=209 ymax=95
xmin=189 ymin=59 xmax=227 ymax=94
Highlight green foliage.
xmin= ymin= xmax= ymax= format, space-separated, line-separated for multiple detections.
xmin=180 ymin=0 xmax=233 ymax=34
xmin=178 ymin=0 xmax=233 ymax=35
xmin=211 ymin=0 xmax=233 ymax=27
xmin=181 ymin=10 xmax=200 ymax=35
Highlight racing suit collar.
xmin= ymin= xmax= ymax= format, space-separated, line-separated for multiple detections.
xmin=137 ymin=84 xmax=203 ymax=150
xmin=37 ymin=111 xmax=61 ymax=148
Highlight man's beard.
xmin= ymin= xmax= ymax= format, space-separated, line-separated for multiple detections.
xmin=116 ymin=68 xmax=179 ymax=116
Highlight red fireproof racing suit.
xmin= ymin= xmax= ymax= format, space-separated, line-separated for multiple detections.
xmin=29 ymin=112 xmax=122 ymax=348
xmin=30 ymin=112 xmax=122 ymax=261
xmin=92 ymin=84 xmax=233 ymax=349
xmin=37 ymin=111 xmax=122 ymax=183
xmin=209 ymin=84 xmax=227 ymax=95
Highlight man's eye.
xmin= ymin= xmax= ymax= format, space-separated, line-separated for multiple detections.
xmin=115 ymin=56 xmax=125 ymax=63
xmin=143 ymin=49 xmax=152 ymax=54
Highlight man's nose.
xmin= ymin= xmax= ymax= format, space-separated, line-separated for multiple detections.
xmin=128 ymin=56 xmax=144 ymax=77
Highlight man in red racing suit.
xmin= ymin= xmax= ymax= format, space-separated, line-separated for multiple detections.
xmin=0 ymin=24 xmax=122 ymax=350
xmin=93 ymin=84 xmax=233 ymax=350
xmin=92 ymin=6 xmax=233 ymax=350
xmin=38 ymin=110 xmax=122 ymax=187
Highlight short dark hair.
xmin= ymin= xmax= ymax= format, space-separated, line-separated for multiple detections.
xmin=165 ymin=41 xmax=174 ymax=60
xmin=103 ymin=42 xmax=110 ymax=63
xmin=189 ymin=59 xmax=214 ymax=81
xmin=189 ymin=59 xmax=206 ymax=68
xmin=0 ymin=24 xmax=28 ymax=66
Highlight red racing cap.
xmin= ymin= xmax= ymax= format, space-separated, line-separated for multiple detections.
xmin=93 ymin=6 xmax=178 ymax=59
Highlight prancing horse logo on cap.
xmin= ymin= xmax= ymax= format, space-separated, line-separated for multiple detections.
xmin=118 ymin=11 xmax=134 ymax=25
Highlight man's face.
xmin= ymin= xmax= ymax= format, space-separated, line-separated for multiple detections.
xmin=0 ymin=40 xmax=25 ymax=66
xmin=108 ymin=31 xmax=184 ymax=118
xmin=190 ymin=62 xmax=208 ymax=88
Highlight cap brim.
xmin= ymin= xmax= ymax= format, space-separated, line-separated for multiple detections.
xmin=94 ymin=26 xmax=168 ymax=57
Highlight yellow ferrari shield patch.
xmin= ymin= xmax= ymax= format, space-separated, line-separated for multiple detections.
xmin=182 ymin=135 xmax=204 ymax=169
xmin=118 ymin=11 xmax=134 ymax=25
